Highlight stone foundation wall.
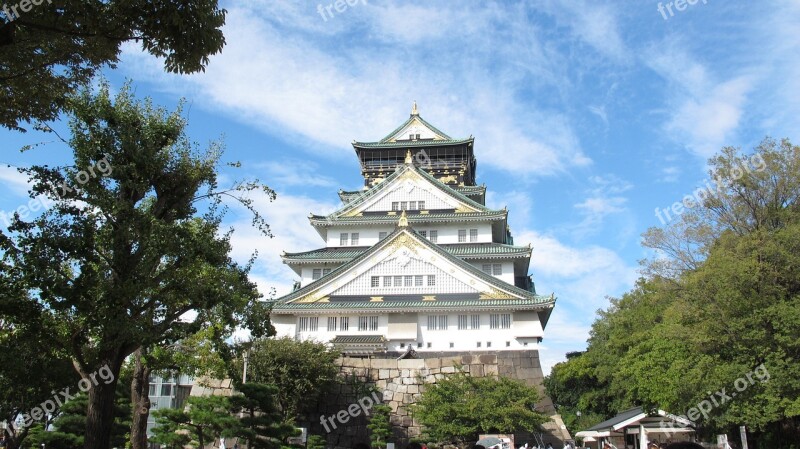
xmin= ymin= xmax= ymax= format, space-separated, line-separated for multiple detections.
xmin=308 ymin=350 xmax=571 ymax=449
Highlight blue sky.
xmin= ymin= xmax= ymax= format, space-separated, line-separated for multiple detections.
xmin=1 ymin=1 xmax=798 ymax=374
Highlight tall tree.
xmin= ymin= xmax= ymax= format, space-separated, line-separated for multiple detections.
xmin=367 ymin=404 xmax=392 ymax=449
xmin=0 ymin=82 xmax=274 ymax=449
xmin=0 ymin=0 xmax=227 ymax=131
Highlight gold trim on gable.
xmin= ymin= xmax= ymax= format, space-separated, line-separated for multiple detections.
xmin=370 ymin=297 xmax=384 ymax=302
xmin=422 ymin=296 xmax=437 ymax=301
xmin=479 ymin=288 xmax=511 ymax=300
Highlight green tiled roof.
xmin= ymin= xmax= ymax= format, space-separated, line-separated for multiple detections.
xmin=323 ymin=163 xmax=493 ymax=220
xmin=283 ymin=243 xmax=531 ymax=263
xmin=272 ymin=298 xmax=553 ymax=312
xmin=330 ymin=335 xmax=386 ymax=344
xmin=309 ymin=210 xmax=507 ymax=226
xmin=353 ymin=138 xmax=473 ymax=149
xmin=454 ymin=185 xmax=486 ymax=195
xmin=377 ymin=113 xmax=452 ymax=143
xmin=275 ymin=226 xmax=554 ymax=308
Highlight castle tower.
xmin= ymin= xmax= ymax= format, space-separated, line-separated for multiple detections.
xmin=271 ymin=105 xmax=567 ymax=445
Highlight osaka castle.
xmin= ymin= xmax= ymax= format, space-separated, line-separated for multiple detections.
xmin=271 ymin=103 xmax=556 ymax=358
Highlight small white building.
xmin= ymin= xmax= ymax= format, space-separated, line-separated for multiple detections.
xmin=271 ymin=105 xmax=555 ymax=356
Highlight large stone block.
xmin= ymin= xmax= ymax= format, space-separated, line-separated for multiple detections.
xmin=484 ymin=364 xmax=499 ymax=376
xmin=441 ymin=366 xmax=456 ymax=374
xmin=425 ymin=358 xmax=442 ymax=369
xmin=478 ymin=354 xmax=497 ymax=364
xmin=469 ymin=364 xmax=484 ymax=376
xmin=398 ymin=359 xmax=426 ymax=369
xmin=379 ymin=369 xmax=391 ymax=379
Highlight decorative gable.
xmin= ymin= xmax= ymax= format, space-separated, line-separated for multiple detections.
xmin=337 ymin=164 xmax=485 ymax=217
xmin=285 ymin=227 xmax=526 ymax=304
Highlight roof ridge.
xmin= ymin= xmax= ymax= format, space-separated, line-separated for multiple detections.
xmin=276 ymin=227 xmax=551 ymax=305
xmin=376 ymin=113 xmax=453 ymax=143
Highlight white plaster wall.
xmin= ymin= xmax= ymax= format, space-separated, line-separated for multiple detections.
xmin=466 ymin=260 xmax=516 ymax=284
xmin=286 ymin=312 xmax=542 ymax=352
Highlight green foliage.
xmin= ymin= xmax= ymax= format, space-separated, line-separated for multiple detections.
xmin=151 ymin=395 xmax=238 ymax=449
xmin=0 ymin=0 xmax=227 ymax=131
xmin=229 ymin=383 xmax=299 ymax=448
xmin=367 ymin=404 xmax=392 ymax=449
xmin=411 ymin=370 xmax=547 ymax=446
xmin=25 ymin=386 xmax=131 ymax=449
xmin=546 ymin=138 xmax=800 ymax=445
xmin=306 ymin=434 xmax=327 ymax=449
xmin=152 ymin=385 xmax=296 ymax=449
xmin=0 ymin=82 xmax=273 ymax=449
xmin=235 ymin=337 xmax=340 ymax=422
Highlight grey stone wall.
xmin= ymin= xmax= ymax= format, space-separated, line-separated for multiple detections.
xmin=308 ymin=350 xmax=571 ymax=449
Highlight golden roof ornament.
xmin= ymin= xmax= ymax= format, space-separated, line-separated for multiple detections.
xmin=405 ymin=149 xmax=413 ymax=164
xmin=398 ymin=209 xmax=409 ymax=227
xmin=411 ymin=101 xmax=418 ymax=116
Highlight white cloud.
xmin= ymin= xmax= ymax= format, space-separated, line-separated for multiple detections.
xmin=0 ymin=165 xmax=32 ymax=196
xmin=226 ymin=191 xmax=339 ymax=297
xmin=120 ymin=3 xmax=591 ymax=177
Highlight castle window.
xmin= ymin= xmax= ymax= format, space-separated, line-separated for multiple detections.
xmin=482 ymin=264 xmax=502 ymax=275
xmin=340 ymin=233 xmax=348 ymax=246
xmin=379 ymin=231 xmax=387 ymax=239
xmin=400 ymin=201 xmax=407 ymax=210
xmin=340 ymin=317 xmax=349 ymax=331
xmin=298 ymin=317 xmax=319 ymax=332
xmin=506 ymin=341 xmax=511 ymax=347
xmin=458 ymin=314 xmax=480 ymax=330
xmin=350 ymin=233 xmax=359 ymax=245
xmin=358 ymin=315 xmax=378 ymax=331
xmin=371 ymin=276 xmax=379 ymax=288
xmin=328 ymin=317 xmax=337 ymax=331
xmin=323 ymin=268 xmax=331 ymax=276
xmin=486 ymin=342 xmax=492 ymax=348
xmin=404 ymin=275 xmax=413 ymax=287
xmin=383 ymin=276 xmax=392 ymax=287
xmin=429 ymin=230 xmax=438 ymax=243
xmin=477 ymin=342 xmax=482 ymax=348
xmin=470 ymin=229 xmax=478 ymax=242
xmin=394 ymin=276 xmax=403 ymax=287
xmin=391 ymin=202 xmax=399 ymax=211
xmin=409 ymin=201 xmax=417 ymax=210
xmin=312 ymin=269 xmax=322 ymax=280
xmin=450 ymin=342 xmax=454 ymax=348
xmin=427 ymin=342 xmax=432 ymax=348
xmin=471 ymin=314 xmax=480 ymax=329
xmin=427 ymin=315 xmax=448 ymax=330
xmin=427 ymin=275 xmax=436 ymax=286
xmin=458 ymin=229 xmax=467 ymax=242
xmin=419 ymin=230 xmax=427 ymax=238
xmin=415 ymin=275 xmax=423 ymax=286
xmin=418 ymin=201 xmax=425 ymax=210
xmin=489 ymin=313 xmax=511 ymax=329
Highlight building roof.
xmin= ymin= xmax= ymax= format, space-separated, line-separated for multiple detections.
xmin=282 ymin=242 xmax=532 ymax=263
xmin=352 ymin=138 xmax=473 ymax=149
xmin=273 ymin=224 xmax=554 ymax=323
xmin=322 ymin=161 xmax=495 ymax=218
xmin=339 ymin=184 xmax=487 ymax=204
xmin=330 ymin=335 xmax=387 ymax=344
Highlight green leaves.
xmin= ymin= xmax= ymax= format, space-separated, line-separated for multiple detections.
xmin=546 ymin=138 xmax=800 ymax=443
xmin=0 ymin=0 xmax=227 ymax=131
xmin=411 ymin=370 xmax=547 ymax=445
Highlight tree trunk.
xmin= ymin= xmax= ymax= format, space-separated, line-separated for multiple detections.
xmin=130 ymin=347 xmax=152 ymax=449
xmin=84 ymin=357 xmax=122 ymax=449
xmin=3 ymin=424 xmax=28 ymax=449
